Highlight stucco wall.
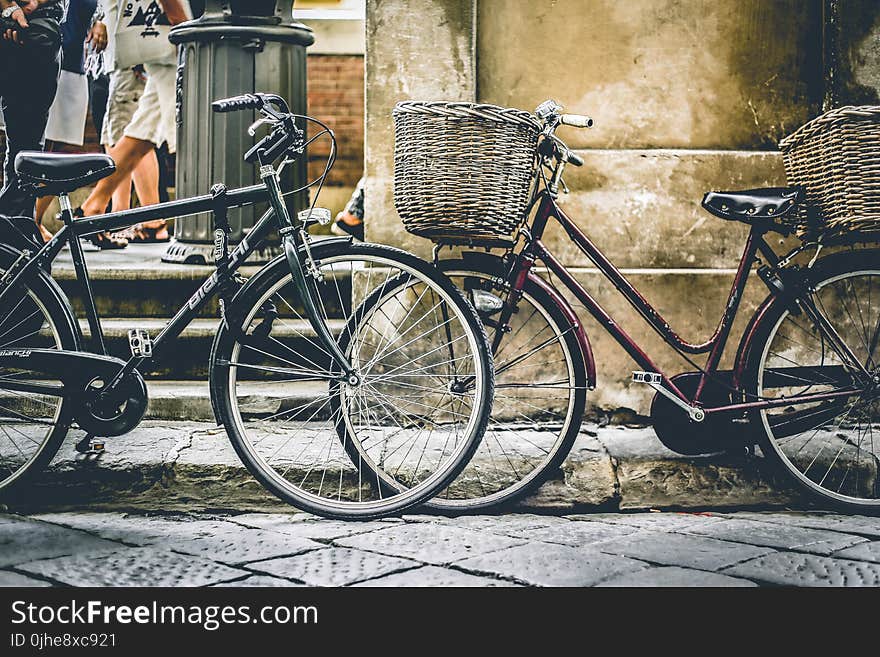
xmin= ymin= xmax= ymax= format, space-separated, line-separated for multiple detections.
xmin=364 ymin=0 xmax=878 ymax=415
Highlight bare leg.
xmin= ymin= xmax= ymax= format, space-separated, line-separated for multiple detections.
xmin=111 ymin=172 xmax=133 ymax=212
xmin=130 ymin=150 xmax=169 ymax=241
xmin=132 ymin=149 xmax=159 ymax=206
xmin=81 ymin=136 xmax=154 ymax=216
xmin=34 ymin=195 xmax=55 ymax=242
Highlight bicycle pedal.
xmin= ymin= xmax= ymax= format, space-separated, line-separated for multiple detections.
xmin=128 ymin=329 xmax=153 ymax=358
xmin=75 ymin=436 xmax=106 ymax=454
xmin=298 ymin=207 xmax=332 ymax=226
xmin=632 ymin=371 xmax=662 ymax=385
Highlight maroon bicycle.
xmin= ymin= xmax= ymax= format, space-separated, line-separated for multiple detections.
xmin=429 ymin=100 xmax=880 ymax=513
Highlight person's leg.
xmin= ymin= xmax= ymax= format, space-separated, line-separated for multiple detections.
xmin=89 ymin=74 xmax=110 ymax=139
xmin=122 ymin=63 xmax=176 ymax=241
xmin=0 ymin=49 xmax=60 ymax=218
xmin=132 ymin=148 xmax=159 ymax=206
xmin=129 ymin=149 xmax=168 ymax=240
xmin=80 ymin=135 xmax=154 ymax=216
xmin=111 ymin=172 xmax=134 ymax=212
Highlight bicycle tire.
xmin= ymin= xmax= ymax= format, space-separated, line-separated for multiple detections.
xmin=0 ymin=245 xmax=79 ymax=500
xmin=209 ymin=239 xmax=494 ymax=519
xmin=430 ymin=255 xmax=588 ymax=510
xmin=743 ymin=247 xmax=880 ymax=513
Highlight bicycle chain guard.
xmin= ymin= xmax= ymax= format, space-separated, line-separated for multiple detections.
xmin=649 ymin=372 xmax=750 ymax=455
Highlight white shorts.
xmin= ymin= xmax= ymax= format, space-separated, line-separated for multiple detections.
xmin=102 ymin=63 xmax=177 ymax=153
xmin=45 ymin=70 xmax=89 ymax=146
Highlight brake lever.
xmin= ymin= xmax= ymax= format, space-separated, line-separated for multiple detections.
xmin=248 ymin=117 xmax=276 ymax=136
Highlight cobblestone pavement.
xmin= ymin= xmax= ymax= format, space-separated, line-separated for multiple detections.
xmin=1 ymin=510 xmax=879 ymax=587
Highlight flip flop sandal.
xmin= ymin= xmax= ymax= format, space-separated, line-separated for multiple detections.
xmin=129 ymin=222 xmax=171 ymax=243
xmin=70 ymin=207 xmax=128 ymax=250
xmin=87 ymin=231 xmax=129 ymax=250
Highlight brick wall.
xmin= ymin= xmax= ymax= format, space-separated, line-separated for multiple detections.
xmin=306 ymin=54 xmax=365 ymax=188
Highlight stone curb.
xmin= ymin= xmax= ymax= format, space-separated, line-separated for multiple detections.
xmin=4 ymin=422 xmax=803 ymax=515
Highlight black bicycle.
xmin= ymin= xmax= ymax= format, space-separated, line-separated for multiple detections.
xmin=0 ymin=93 xmax=493 ymax=519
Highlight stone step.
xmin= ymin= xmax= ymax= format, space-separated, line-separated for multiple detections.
xmin=143 ymin=380 xmax=330 ymax=422
xmin=76 ymin=318 xmax=345 ymax=380
xmin=53 ymin=242 xmax=350 ymax=319
xmin=5 ymin=421 xmax=802 ymax=514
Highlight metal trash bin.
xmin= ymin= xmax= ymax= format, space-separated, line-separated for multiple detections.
xmin=163 ymin=0 xmax=314 ymax=264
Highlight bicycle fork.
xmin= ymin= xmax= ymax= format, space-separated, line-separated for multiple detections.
xmin=261 ymin=165 xmax=360 ymax=384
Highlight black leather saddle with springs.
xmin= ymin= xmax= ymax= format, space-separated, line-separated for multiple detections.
xmin=701 ymin=187 xmax=804 ymax=232
xmin=14 ymin=151 xmax=116 ymax=198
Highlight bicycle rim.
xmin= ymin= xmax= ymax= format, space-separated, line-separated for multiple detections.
xmin=428 ymin=267 xmax=584 ymax=510
xmin=757 ymin=268 xmax=880 ymax=508
xmin=223 ymin=250 xmax=490 ymax=517
xmin=0 ymin=283 xmax=66 ymax=491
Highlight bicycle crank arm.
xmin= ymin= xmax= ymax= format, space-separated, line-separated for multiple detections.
xmin=0 ymin=348 xmax=128 ymax=392
xmin=282 ymin=234 xmax=357 ymax=381
xmin=0 ymin=348 xmax=148 ymax=436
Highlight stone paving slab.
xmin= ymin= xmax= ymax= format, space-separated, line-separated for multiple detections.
xmin=5 ymin=422 xmax=812 ymax=514
xmin=455 ymin=543 xmax=648 ymax=586
xmin=353 ymin=565 xmax=520 ymax=587
xmin=30 ymin=512 xmax=242 ymax=545
xmin=717 ymin=512 xmax=880 ymax=539
xmin=0 ymin=516 xmax=121 ymax=567
xmin=212 ymin=575 xmax=306 ymax=587
xmin=725 ymin=552 xmax=880 ymax=586
xmin=596 ymin=566 xmax=757 ymax=587
xmin=678 ymin=518 xmax=868 ymax=555
xmin=0 ymin=571 xmax=52 ymax=587
xmin=335 ymin=523 xmax=527 ymax=565
xmin=833 ymin=541 xmax=880 ymax=563
xmin=226 ymin=513 xmax=400 ymax=542
xmin=249 ymin=548 xmax=419 ymax=586
xmin=597 ymin=531 xmax=775 ymax=570
xmin=3 ymin=510 xmax=880 ymax=587
xmin=512 ymin=520 xmax=642 ymax=547
xmin=18 ymin=547 xmax=248 ymax=587
xmin=159 ymin=527 xmax=323 ymax=566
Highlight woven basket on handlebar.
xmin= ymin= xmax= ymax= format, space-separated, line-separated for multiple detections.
xmin=779 ymin=105 xmax=880 ymax=236
xmin=393 ymin=101 xmax=541 ymax=245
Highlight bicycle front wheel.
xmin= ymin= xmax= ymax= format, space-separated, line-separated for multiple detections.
xmin=210 ymin=240 xmax=493 ymax=519
xmin=746 ymin=249 xmax=880 ymax=512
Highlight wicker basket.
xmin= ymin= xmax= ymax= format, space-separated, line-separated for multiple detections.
xmin=779 ymin=105 xmax=880 ymax=236
xmin=393 ymin=101 xmax=541 ymax=245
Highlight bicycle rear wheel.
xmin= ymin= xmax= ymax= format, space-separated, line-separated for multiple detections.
xmin=0 ymin=248 xmax=78 ymax=498
xmin=746 ymin=249 xmax=880 ymax=512
xmin=210 ymin=240 xmax=493 ymax=519
xmin=427 ymin=256 xmax=588 ymax=511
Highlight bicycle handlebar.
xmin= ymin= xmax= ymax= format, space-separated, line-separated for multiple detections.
xmin=212 ymin=93 xmax=290 ymax=116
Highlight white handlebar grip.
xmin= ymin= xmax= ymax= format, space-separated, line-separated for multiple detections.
xmin=560 ymin=114 xmax=594 ymax=128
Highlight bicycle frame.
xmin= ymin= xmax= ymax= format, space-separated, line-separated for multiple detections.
xmin=0 ymin=170 xmax=356 ymax=400
xmin=506 ymin=189 xmax=861 ymax=416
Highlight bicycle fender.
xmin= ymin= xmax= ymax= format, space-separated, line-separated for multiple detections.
xmin=458 ymin=250 xmax=596 ymax=389
xmin=525 ymin=269 xmax=597 ymax=390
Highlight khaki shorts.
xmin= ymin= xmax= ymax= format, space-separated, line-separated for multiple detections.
xmin=101 ymin=63 xmax=177 ymax=153
xmin=100 ymin=68 xmax=145 ymax=148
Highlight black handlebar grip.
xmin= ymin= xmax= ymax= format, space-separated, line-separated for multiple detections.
xmin=212 ymin=94 xmax=264 ymax=113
